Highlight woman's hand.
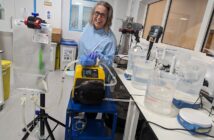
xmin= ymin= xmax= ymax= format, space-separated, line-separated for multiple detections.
xmin=79 ymin=55 xmax=96 ymax=66
xmin=88 ymin=52 xmax=100 ymax=60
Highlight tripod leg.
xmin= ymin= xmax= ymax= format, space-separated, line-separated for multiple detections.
xmin=22 ymin=122 xmax=38 ymax=140
xmin=44 ymin=118 xmax=55 ymax=140
xmin=47 ymin=115 xmax=66 ymax=127
xmin=22 ymin=116 xmax=39 ymax=131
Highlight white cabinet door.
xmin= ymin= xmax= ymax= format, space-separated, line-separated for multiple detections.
xmin=0 ymin=0 xmax=14 ymax=32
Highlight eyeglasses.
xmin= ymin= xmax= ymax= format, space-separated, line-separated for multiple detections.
xmin=94 ymin=11 xmax=106 ymax=18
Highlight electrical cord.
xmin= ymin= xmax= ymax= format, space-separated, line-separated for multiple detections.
xmin=147 ymin=121 xmax=214 ymax=138
xmin=192 ymin=94 xmax=214 ymax=123
xmin=199 ymin=93 xmax=214 ymax=117
xmin=202 ymin=107 xmax=214 ymax=116
xmin=100 ymin=62 xmax=117 ymax=87
xmin=193 ymin=95 xmax=202 ymax=105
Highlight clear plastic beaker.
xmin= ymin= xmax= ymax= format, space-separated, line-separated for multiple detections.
xmin=144 ymin=71 xmax=176 ymax=116
xmin=126 ymin=43 xmax=148 ymax=75
xmin=132 ymin=60 xmax=155 ymax=89
xmin=175 ymin=60 xmax=206 ymax=97
xmin=156 ymin=48 xmax=177 ymax=72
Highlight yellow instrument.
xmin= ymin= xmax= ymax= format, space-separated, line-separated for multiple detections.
xmin=72 ymin=64 xmax=105 ymax=104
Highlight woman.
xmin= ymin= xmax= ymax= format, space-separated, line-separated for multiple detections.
xmin=78 ymin=1 xmax=116 ymax=66
xmin=76 ymin=1 xmax=116 ymax=119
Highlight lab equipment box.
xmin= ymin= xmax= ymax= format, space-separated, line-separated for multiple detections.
xmin=60 ymin=40 xmax=78 ymax=71
xmin=52 ymin=28 xmax=62 ymax=43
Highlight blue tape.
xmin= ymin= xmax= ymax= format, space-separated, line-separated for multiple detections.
xmin=173 ymin=98 xmax=200 ymax=109
xmin=124 ymin=73 xmax=132 ymax=80
xmin=177 ymin=114 xmax=211 ymax=134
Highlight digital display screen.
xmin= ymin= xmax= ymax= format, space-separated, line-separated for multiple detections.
xmin=82 ymin=68 xmax=98 ymax=78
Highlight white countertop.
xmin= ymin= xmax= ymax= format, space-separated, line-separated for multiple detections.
xmin=114 ymin=67 xmax=214 ymax=140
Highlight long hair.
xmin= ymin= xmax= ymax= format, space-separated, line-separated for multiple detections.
xmin=89 ymin=1 xmax=113 ymax=32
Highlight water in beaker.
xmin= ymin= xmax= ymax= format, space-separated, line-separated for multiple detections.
xmin=132 ymin=60 xmax=155 ymax=89
xmin=144 ymin=71 xmax=176 ymax=116
xmin=126 ymin=43 xmax=148 ymax=75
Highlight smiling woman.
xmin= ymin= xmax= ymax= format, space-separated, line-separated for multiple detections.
xmin=92 ymin=5 xmax=108 ymax=30
xmin=89 ymin=1 xmax=113 ymax=32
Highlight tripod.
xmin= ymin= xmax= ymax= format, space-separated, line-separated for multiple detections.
xmin=22 ymin=93 xmax=65 ymax=140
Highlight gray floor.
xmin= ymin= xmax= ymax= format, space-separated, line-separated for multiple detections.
xmin=0 ymin=70 xmax=124 ymax=140
xmin=0 ymin=71 xmax=72 ymax=140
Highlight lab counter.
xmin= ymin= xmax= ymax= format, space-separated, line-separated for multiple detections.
xmin=113 ymin=67 xmax=214 ymax=140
